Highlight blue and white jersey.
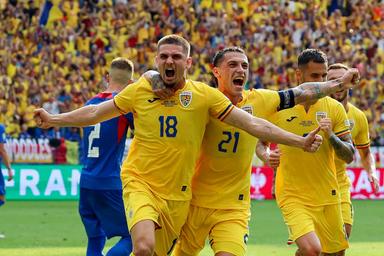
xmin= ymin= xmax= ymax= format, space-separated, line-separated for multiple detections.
xmin=80 ymin=92 xmax=134 ymax=190
xmin=0 ymin=124 xmax=5 ymax=164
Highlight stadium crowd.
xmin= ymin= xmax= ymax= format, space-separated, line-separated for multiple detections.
xmin=0 ymin=0 xmax=383 ymax=148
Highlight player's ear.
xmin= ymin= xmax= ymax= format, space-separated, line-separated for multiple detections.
xmin=212 ymin=67 xmax=220 ymax=78
xmin=186 ymin=56 xmax=192 ymax=69
xmin=295 ymin=68 xmax=302 ymax=84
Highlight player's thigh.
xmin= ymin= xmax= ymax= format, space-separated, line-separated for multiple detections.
xmin=209 ymin=209 xmax=250 ymax=256
xmin=155 ymin=199 xmax=190 ymax=256
xmin=78 ymin=188 xmax=105 ymax=237
xmin=314 ymin=204 xmax=349 ymax=253
xmin=173 ymin=205 xmax=214 ymax=256
xmin=280 ymin=203 xmax=315 ymax=242
xmin=340 ymin=201 xmax=354 ymax=226
xmin=92 ymin=189 xmax=130 ymax=238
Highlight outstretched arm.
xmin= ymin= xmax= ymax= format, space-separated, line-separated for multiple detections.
xmin=279 ymin=68 xmax=360 ymax=109
xmin=359 ymin=147 xmax=379 ymax=193
xmin=223 ymin=107 xmax=322 ymax=152
xmin=34 ymin=100 xmax=121 ymax=128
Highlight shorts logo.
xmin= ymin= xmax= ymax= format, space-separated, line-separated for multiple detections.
xmin=241 ymin=105 xmax=253 ymax=115
xmin=332 ymin=189 xmax=336 ymax=196
xmin=179 ymin=91 xmax=192 ymax=107
xmin=244 ymin=234 xmax=249 ymax=244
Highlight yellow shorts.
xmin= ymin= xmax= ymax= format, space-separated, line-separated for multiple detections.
xmin=339 ymin=186 xmax=354 ymax=225
xmin=123 ymin=180 xmax=190 ymax=255
xmin=172 ymin=204 xmax=250 ymax=256
xmin=281 ymin=202 xmax=349 ymax=253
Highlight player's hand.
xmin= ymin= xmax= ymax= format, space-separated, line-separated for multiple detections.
xmin=368 ymin=171 xmax=379 ymax=193
xmin=267 ymin=148 xmax=281 ymax=169
xmin=143 ymin=70 xmax=174 ymax=99
xmin=7 ymin=168 xmax=13 ymax=181
xmin=319 ymin=118 xmax=333 ymax=138
xmin=303 ymin=126 xmax=323 ymax=152
xmin=340 ymin=68 xmax=360 ymax=90
xmin=34 ymin=108 xmax=54 ymax=129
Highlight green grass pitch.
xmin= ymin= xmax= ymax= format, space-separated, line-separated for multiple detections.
xmin=0 ymin=200 xmax=383 ymax=255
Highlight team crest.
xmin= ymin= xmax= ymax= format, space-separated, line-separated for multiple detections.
xmin=242 ymin=105 xmax=253 ymax=115
xmin=348 ymin=119 xmax=354 ymax=130
xmin=179 ymin=91 xmax=192 ymax=107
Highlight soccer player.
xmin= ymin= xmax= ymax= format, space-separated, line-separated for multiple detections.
xmin=148 ymin=47 xmax=359 ymax=256
xmin=34 ymin=35 xmax=324 ymax=256
xmin=328 ymin=63 xmax=380 ymax=239
xmin=0 ymin=123 xmax=13 ymax=239
xmin=79 ymin=57 xmax=134 ymax=256
xmin=266 ymin=49 xmax=356 ymax=256
xmin=0 ymin=123 xmax=13 ymax=208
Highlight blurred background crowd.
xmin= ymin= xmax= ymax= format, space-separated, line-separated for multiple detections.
xmin=1 ymin=0 xmax=383 ymax=148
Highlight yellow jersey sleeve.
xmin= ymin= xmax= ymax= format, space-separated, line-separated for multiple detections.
xmin=348 ymin=103 xmax=370 ymax=149
xmin=332 ymin=101 xmax=350 ymax=138
xmin=113 ymin=76 xmax=148 ymax=114
xmin=205 ymin=85 xmax=234 ymax=120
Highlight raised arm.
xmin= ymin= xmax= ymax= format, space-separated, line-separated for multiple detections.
xmin=34 ymin=100 xmax=121 ymax=129
xmin=223 ymin=107 xmax=322 ymax=152
xmin=358 ymin=147 xmax=379 ymax=193
xmin=282 ymin=68 xmax=360 ymax=108
xmin=319 ymin=118 xmax=355 ymax=163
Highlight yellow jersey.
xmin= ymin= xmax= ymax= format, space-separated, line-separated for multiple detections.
xmin=192 ymin=89 xmax=280 ymax=209
xmin=273 ymin=97 xmax=350 ymax=206
xmin=335 ymin=102 xmax=370 ymax=192
xmin=114 ymin=77 xmax=233 ymax=200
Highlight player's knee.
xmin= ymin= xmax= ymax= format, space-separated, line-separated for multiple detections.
xmin=299 ymin=244 xmax=321 ymax=256
xmin=133 ymin=237 xmax=155 ymax=256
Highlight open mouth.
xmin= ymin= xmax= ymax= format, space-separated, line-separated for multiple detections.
xmin=233 ymin=78 xmax=244 ymax=86
xmin=165 ymin=68 xmax=175 ymax=78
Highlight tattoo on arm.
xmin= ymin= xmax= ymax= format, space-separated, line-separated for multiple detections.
xmin=291 ymin=78 xmax=344 ymax=105
xmin=149 ymin=74 xmax=166 ymax=90
xmin=329 ymin=133 xmax=355 ymax=164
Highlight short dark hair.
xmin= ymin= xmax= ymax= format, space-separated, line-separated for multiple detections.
xmin=210 ymin=47 xmax=246 ymax=87
xmin=328 ymin=63 xmax=349 ymax=71
xmin=157 ymin=34 xmax=190 ymax=57
xmin=297 ymin=49 xmax=328 ymax=68
xmin=212 ymin=47 xmax=246 ymax=67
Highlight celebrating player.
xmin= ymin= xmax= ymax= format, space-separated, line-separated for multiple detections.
xmin=147 ymin=46 xmax=360 ymax=256
xmin=34 ymin=35 xmax=324 ymax=256
xmin=260 ymin=49 xmax=355 ymax=256
xmin=328 ymin=63 xmax=379 ymax=239
xmin=78 ymin=57 xmax=134 ymax=256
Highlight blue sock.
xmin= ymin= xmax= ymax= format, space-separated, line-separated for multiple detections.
xmin=87 ymin=236 xmax=106 ymax=256
xmin=0 ymin=200 xmax=4 ymax=207
xmin=106 ymin=236 xmax=132 ymax=256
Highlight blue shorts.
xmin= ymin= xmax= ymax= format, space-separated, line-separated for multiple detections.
xmin=79 ymin=188 xmax=130 ymax=239
xmin=0 ymin=170 xmax=5 ymax=195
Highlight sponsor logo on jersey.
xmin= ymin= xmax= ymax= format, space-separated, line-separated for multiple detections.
xmin=241 ymin=105 xmax=253 ymax=115
xmin=148 ymin=97 xmax=161 ymax=103
xmin=286 ymin=116 xmax=298 ymax=122
xmin=179 ymin=91 xmax=192 ymax=107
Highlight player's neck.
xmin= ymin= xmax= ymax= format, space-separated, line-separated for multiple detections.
xmin=343 ymin=99 xmax=349 ymax=112
xmin=167 ymin=79 xmax=186 ymax=92
xmin=106 ymin=81 xmax=132 ymax=93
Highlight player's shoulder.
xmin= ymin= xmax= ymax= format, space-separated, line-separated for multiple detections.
xmin=347 ymin=102 xmax=365 ymax=116
xmin=321 ymin=96 xmax=344 ymax=108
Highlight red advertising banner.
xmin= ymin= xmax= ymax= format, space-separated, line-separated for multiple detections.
xmin=250 ymin=167 xmax=384 ymax=200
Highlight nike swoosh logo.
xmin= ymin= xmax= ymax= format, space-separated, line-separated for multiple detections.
xmin=286 ymin=116 xmax=298 ymax=122
xmin=148 ymin=97 xmax=161 ymax=103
